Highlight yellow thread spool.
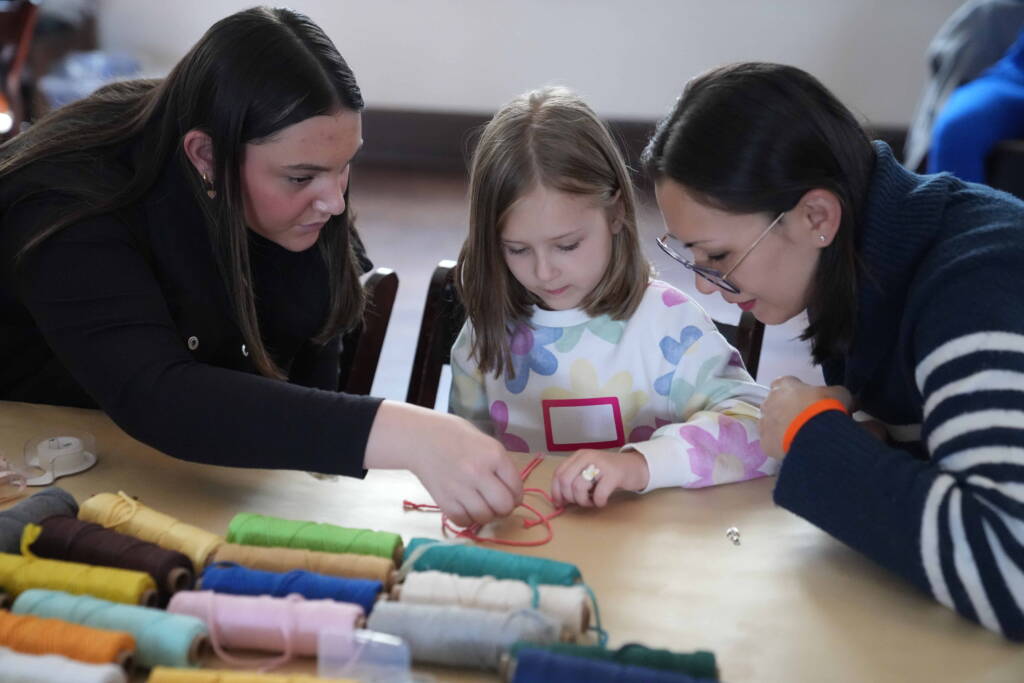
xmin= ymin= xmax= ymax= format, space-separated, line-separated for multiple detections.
xmin=0 ymin=553 xmax=156 ymax=606
xmin=210 ymin=543 xmax=397 ymax=588
xmin=79 ymin=492 xmax=223 ymax=573
xmin=147 ymin=667 xmax=357 ymax=682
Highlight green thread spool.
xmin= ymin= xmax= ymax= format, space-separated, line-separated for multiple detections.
xmin=226 ymin=513 xmax=403 ymax=563
xmin=12 ymin=589 xmax=208 ymax=669
xmin=509 ymin=641 xmax=719 ymax=680
xmin=403 ymin=538 xmax=581 ymax=586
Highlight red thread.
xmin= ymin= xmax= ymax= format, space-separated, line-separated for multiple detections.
xmin=404 ymin=455 xmax=565 ymax=547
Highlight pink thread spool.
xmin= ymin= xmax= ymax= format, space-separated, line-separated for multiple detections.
xmin=167 ymin=590 xmax=363 ymax=656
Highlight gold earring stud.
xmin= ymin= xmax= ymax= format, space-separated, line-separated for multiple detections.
xmin=202 ymin=172 xmax=216 ymax=199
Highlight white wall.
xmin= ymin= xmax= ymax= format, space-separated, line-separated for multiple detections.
xmin=98 ymin=0 xmax=961 ymax=126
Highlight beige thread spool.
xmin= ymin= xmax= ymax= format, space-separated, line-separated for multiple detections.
xmin=208 ymin=543 xmax=397 ymax=589
xmin=391 ymin=571 xmax=590 ymax=639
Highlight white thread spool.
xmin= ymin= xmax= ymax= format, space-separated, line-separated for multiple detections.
xmin=0 ymin=646 xmax=127 ymax=683
xmin=366 ymin=602 xmax=560 ymax=670
xmin=393 ymin=570 xmax=589 ymax=636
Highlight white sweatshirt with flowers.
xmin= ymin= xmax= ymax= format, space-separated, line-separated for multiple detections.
xmin=449 ymin=280 xmax=776 ymax=491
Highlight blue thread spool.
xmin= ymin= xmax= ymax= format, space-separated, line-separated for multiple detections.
xmin=403 ymin=538 xmax=581 ymax=585
xmin=512 ymin=647 xmax=717 ymax=682
xmin=200 ymin=563 xmax=382 ymax=615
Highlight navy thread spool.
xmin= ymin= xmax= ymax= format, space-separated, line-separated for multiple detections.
xmin=508 ymin=641 xmax=719 ymax=679
xmin=27 ymin=515 xmax=194 ymax=603
xmin=511 ymin=647 xmax=718 ymax=683
xmin=0 ymin=487 xmax=77 ymax=553
xmin=199 ymin=563 xmax=382 ymax=615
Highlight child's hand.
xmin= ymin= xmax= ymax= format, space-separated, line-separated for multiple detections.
xmin=550 ymin=449 xmax=649 ymax=508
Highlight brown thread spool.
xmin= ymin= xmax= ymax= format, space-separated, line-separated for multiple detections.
xmin=28 ymin=515 xmax=195 ymax=602
xmin=208 ymin=543 xmax=396 ymax=589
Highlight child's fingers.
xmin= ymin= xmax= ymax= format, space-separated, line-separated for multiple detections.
xmin=591 ymin=474 xmax=618 ymax=507
xmin=571 ymin=470 xmax=595 ymax=507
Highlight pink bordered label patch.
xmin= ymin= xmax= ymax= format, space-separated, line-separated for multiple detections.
xmin=542 ymin=397 xmax=625 ymax=451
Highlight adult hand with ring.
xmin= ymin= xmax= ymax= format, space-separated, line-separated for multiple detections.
xmin=550 ymin=449 xmax=650 ymax=508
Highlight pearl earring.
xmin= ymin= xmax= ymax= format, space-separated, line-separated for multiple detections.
xmin=818 ymin=234 xmax=826 ymax=243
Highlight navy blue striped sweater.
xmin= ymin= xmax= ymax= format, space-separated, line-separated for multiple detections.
xmin=774 ymin=142 xmax=1024 ymax=640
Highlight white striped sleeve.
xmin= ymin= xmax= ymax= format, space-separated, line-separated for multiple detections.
xmin=915 ymin=330 xmax=1024 ymax=639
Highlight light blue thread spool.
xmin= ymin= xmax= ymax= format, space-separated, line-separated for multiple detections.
xmin=11 ymin=589 xmax=207 ymax=668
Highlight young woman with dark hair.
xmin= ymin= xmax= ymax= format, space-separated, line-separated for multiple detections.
xmin=0 ymin=7 xmax=522 ymax=527
xmin=643 ymin=61 xmax=1024 ymax=640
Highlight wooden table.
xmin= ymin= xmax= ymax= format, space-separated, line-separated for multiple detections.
xmin=1 ymin=400 xmax=1021 ymax=682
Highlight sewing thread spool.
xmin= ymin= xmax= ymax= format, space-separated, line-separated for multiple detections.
xmin=0 ymin=552 xmax=157 ymax=606
xmin=227 ymin=513 xmax=403 ymax=564
xmin=199 ymin=564 xmax=381 ymax=615
xmin=394 ymin=570 xmax=589 ymax=637
xmin=12 ymin=589 xmax=208 ymax=669
xmin=366 ymin=602 xmax=560 ymax=670
xmin=0 ymin=645 xmax=127 ymax=683
xmin=167 ymin=590 xmax=363 ymax=657
xmin=79 ymin=492 xmax=223 ymax=573
xmin=146 ymin=667 xmax=356 ymax=682
xmin=24 ymin=517 xmax=194 ymax=600
xmin=209 ymin=543 xmax=396 ymax=588
xmin=0 ymin=610 xmax=136 ymax=669
xmin=402 ymin=538 xmax=581 ymax=585
xmin=508 ymin=647 xmax=715 ymax=683
xmin=507 ymin=641 xmax=719 ymax=680
xmin=0 ymin=487 xmax=78 ymax=553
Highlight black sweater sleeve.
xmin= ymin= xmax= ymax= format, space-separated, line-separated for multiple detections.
xmin=13 ymin=209 xmax=381 ymax=477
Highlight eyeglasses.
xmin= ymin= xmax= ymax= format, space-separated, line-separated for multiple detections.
xmin=656 ymin=211 xmax=786 ymax=294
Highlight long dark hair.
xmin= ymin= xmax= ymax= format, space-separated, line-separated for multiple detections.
xmin=0 ymin=6 xmax=366 ymax=380
xmin=641 ymin=62 xmax=875 ymax=364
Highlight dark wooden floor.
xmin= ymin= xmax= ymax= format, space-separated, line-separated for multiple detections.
xmin=353 ymin=165 xmax=821 ymax=404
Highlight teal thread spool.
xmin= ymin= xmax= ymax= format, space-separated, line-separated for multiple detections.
xmin=12 ymin=589 xmax=208 ymax=668
xmin=403 ymin=538 xmax=581 ymax=585
xmin=508 ymin=641 xmax=719 ymax=680
xmin=227 ymin=513 xmax=403 ymax=563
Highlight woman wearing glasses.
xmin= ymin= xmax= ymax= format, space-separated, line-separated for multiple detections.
xmin=643 ymin=62 xmax=1024 ymax=641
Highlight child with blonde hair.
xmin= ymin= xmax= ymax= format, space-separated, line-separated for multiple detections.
xmin=450 ymin=87 xmax=776 ymax=508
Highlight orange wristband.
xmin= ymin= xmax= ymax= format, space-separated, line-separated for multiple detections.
xmin=781 ymin=398 xmax=849 ymax=454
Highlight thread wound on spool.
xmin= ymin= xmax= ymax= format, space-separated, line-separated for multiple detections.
xmin=227 ymin=513 xmax=403 ymax=562
xmin=402 ymin=538 xmax=582 ymax=585
xmin=12 ymin=589 xmax=209 ymax=669
xmin=0 ymin=552 xmax=156 ymax=605
xmin=26 ymin=516 xmax=194 ymax=599
xmin=0 ymin=610 xmax=136 ymax=665
xmin=209 ymin=543 xmax=395 ymax=588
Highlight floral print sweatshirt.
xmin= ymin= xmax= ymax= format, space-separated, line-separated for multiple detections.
xmin=449 ymin=280 xmax=776 ymax=491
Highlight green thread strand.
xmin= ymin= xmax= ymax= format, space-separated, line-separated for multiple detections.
xmin=403 ymin=538 xmax=581 ymax=586
xmin=226 ymin=513 xmax=402 ymax=559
